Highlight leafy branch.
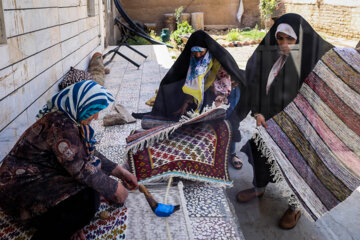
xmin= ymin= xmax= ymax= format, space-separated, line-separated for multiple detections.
xmin=259 ymin=0 xmax=279 ymax=17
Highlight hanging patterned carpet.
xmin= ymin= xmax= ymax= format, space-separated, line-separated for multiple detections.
xmin=255 ymin=47 xmax=360 ymax=221
xmin=128 ymin=120 xmax=232 ymax=185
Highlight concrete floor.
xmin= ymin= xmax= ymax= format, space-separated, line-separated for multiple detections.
xmin=100 ymin=43 xmax=360 ymax=240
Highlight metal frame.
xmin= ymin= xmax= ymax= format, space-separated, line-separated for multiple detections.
xmin=103 ymin=0 xmax=173 ymax=69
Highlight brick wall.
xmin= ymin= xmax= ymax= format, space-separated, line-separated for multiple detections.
xmin=0 ymin=0 xmax=106 ymax=160
xmin=121 ymin=0 xmax=261 ymax=31
xmin=281 ymin=0 xmax=360 ymax=39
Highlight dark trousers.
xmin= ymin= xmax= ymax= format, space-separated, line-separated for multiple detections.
xmin=241 ymin=139 xmax=275 ymax=188
xmin=29 ymin=188 xmax=100 ymax=240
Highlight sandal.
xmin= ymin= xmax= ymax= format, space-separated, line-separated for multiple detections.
xmin=231 ymin=154 xmax=243 ymax=169
xmin=279 ymin=207 xmax=301 ymax=229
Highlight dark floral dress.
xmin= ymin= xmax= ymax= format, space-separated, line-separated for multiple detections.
xmin=0 ymin=111 xmax=118 ymax=224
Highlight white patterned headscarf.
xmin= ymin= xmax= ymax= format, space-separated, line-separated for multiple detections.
xmin=266 ymin=24 xmax=298 ymax=94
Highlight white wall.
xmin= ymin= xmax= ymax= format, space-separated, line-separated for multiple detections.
xmin=0 ymin=0 xmax=106 ymax=161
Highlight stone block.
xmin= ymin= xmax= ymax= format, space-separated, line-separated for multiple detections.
xmin=3 ymin=0 xmax=59 ymax=9
xmin=34 ymin=45 xmax=62 ymax=76
xmin=12 ymin=57 xmax=36 ymax=90
xmin=0 ymin=66 xmax=15 ymax=100
xmin=60 ymin=22 xmax=79 ymax=42
xmin=57 ymin=0 xmax=80 ymax=8
xmin=0 ymin=88 xmax=18 ymax=131
xmin=0 ymin=44 xmax=11 ymax=69
xmin=0 ymin=110 xmax=29 ymax=159
xmin=7 ymin=37 xmax=24 ymax=64
xmin=59 ymin=6 xmax=79 ymax=25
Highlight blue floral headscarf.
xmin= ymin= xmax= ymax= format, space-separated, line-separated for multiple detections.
xmin=37 ymin=80 xmax=114 ymax=151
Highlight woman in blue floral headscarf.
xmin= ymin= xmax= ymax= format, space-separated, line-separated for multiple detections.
xmin=0 ymin=81 xmax=138 ymax=240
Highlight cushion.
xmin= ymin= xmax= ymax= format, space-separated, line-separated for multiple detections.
xmin=103 ymin=104 xmax=136 ymax=126
xmin=58 ymin=67 xmax=93 ymax=90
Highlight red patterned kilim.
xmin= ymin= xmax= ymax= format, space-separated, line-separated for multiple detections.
xmin=128 ymin=120 xmax=232 ymax=185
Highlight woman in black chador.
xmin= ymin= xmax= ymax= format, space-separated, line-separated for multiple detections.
xmin=236 ymin=13 xmax=333 ymax=229
xmin=135 ymin=30 xmax=247 ymax=169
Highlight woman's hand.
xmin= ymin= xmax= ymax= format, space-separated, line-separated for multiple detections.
xmin=110 ymin=182 xmax=129 ymax=204
xmin=174 ymin=95 xmax=194 ymax=116
xmin=111 ymin=165 xmax=138 ymax=191
xmin=255 ymin=114 xmax=268 ymax=128
xmin=214 ymin=95 xmax=228 ymax=107
xmin=119 ymin=168 xmax=138 ymax=191
xmin=174 ymin=102 xmax=189 ymax=116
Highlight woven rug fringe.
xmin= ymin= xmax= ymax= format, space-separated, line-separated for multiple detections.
xmin=179 ymin=103 xmax=229 ymax=123
xmin=139 ymin=172 xmax=233 ymax=188
xmin=128 ymin=125 xmax=179 ymax=154
xmin=128 ymin=104 xmax=229 ymax=154
xmin=253 ymin=130 xmax=301 ymax=209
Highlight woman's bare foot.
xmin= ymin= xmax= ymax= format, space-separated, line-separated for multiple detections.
xmin=70 ymin=229 xmax=85 ymax=240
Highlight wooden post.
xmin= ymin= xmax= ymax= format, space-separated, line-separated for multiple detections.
xmin=87 ymin=0 xmax=96 ymax=17
xmin=191 ymin=12 xmax=204 ymax=31
xmin=0 ymin=0 xmax=7 ymax=44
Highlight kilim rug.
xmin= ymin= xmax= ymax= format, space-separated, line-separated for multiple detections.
xmin=128 ymin=120 xmax=232 ymax=185
xmin=0 ymin=208 xmax=35 ymax=240
xmin=83 ymin=202 xmax=127 ymax=239
xmin=0 ymin=201 xmax=127 ymax=240
xmin=254 ymin=47 xmax=360 ymax=221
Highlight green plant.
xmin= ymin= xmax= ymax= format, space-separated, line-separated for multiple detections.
xmin=225 ymin=28 xmax=266 ymax=42
xmin=171 ymin=21 xmax=194 ymax=46
xmin=174 ymin=6 xmax=184 ymax=24
xmin=259 ymin=0 xmax=278 ymax=17
xmin=226 ymin=29 xmax=241 ymax=41
xmin=126 ymin=35 xmax=151 ymax=45
xmin=239 ymin=29 xmax=266 ymax=41
xmin=149 ymin=30 xmax=162 ymax=42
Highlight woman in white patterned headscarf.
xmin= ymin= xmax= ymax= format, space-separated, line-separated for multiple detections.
xmin=236 ymin=13 xmax=333 ymax=230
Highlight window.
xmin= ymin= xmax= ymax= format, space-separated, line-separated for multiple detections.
xmin=87 ymin=0 xmax=96 ymax=17
xmin=0 ymin=0 xmax=6 ymax=44
xmin=107 ymin=0 xmax=112 ymax=14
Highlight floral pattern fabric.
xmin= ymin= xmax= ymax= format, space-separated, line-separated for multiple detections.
xmin=0 ymin=112 xmax=118 ymax=224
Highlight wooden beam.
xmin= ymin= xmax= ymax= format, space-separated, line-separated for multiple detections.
xmin=0 ymin=1 xmax=7 ymax=44
xmin=87 ymin=0 xmax=96 ymax=17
